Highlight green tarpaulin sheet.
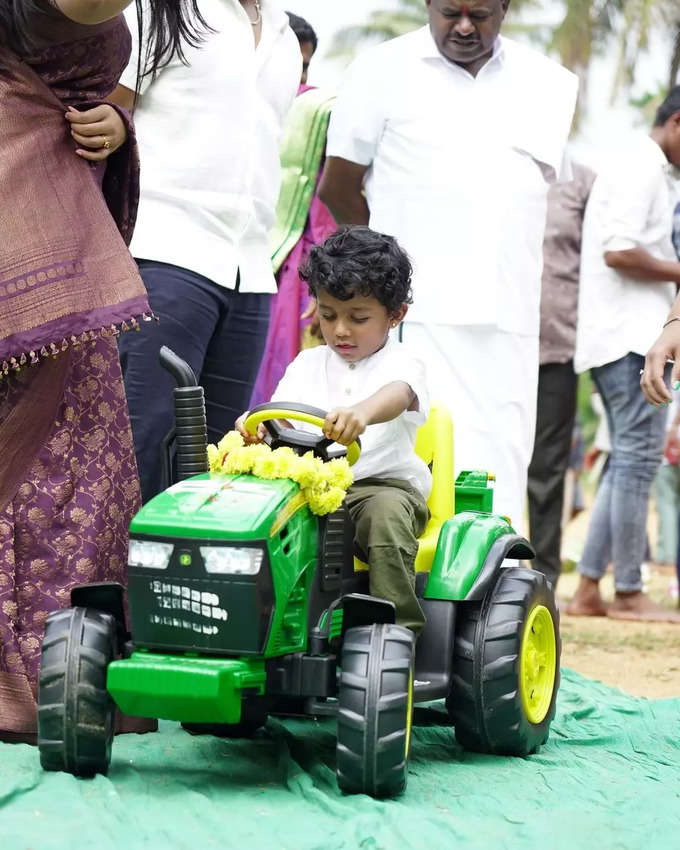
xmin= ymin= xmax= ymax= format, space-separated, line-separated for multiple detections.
xmin=2 ymin=669 xmax=679 ymax=850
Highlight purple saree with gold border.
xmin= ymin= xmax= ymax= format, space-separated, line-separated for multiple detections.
xmin=0 ymin=7 xmax=151 ymax=738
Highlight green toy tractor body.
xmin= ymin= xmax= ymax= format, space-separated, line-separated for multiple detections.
xmin=37 ymin=349 xmax=560 ymax=798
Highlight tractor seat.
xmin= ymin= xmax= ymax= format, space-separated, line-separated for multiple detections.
xmin=354 ymin=403 xmax=454 ymax=576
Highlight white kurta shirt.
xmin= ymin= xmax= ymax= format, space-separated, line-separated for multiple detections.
xmin=119 ymin=0 xmax=300 ymax=292
xmin=575 ymin=134 xmax=677 ymax=373
xmin=270 ymin=339 xmax=432 ymax=497
xmin=326 ymin=27 xmax=578 ymax=335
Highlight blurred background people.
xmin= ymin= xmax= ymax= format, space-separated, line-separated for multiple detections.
xmin=570 ymin=87 xmax=680 ymax=622
xmin=527 ymin=162 xmax=595 ymax=589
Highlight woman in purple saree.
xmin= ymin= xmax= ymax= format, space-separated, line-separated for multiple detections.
xmin=0 ymin=0 xmax=207 ymax=741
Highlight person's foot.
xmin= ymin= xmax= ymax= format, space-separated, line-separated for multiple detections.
xmin=607 ymin=591 xmax=680 ymax=622
xmin=566 ymin=576 xmax=608 ymax=616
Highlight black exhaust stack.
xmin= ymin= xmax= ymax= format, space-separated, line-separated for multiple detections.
xmin=159 ymin=346 xmax=209 ymax=483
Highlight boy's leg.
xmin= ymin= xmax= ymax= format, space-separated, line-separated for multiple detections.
xmin=345 ymin=478 xmax=428 ymax=635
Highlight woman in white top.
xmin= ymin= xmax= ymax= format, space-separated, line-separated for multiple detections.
xmin=112 ymin=0 xmax=300 ymax=502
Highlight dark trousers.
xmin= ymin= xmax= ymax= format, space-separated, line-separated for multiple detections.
xmin=119 ymin=261 xmax=270 ymax=503
xmin=527 ymin=361 xmax=578 ymax=587
xmin=345 ymin=477 xmax=428 ymax=634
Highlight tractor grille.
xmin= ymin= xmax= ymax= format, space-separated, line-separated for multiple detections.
xmin=127 ymin=537 xmax=274 ymax=655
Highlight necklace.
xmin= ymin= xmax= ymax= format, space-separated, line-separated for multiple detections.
xmin=244 ymin=0 xmax=262 ymax=26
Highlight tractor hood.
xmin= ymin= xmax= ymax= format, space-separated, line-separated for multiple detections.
xmin=130 ymin=473 xmax=302 ymax=541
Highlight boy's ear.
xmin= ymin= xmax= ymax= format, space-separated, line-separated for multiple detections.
xmin=391 ymin=303 xmax=408 ymax=326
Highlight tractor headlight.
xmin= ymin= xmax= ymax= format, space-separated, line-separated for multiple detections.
xmin=199 ymin=546 xmax=264 ymax=575
xmin=128 ymin=539 xmax=174 ymax=570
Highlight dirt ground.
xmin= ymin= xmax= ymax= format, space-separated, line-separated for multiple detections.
xmin=552 ymin=501 xmax=680 ymax=700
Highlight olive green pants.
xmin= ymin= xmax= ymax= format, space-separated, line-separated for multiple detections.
xmin=345 ymin=477 xmax=428 ymax=634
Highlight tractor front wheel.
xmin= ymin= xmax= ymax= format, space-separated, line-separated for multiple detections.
xmin=448 ymin=567 xmax=560 ymax=756
xmin=336 ymin=623 xmax=415 ymax=797
xmin=38 ymin=607 xmax=117 ymax=776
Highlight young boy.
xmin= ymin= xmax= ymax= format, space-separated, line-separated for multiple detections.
xmin=236 ymin=226 xmax=431 ymax=633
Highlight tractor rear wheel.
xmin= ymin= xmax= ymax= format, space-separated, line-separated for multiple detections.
xmin=38 ymin=607 xmax=117 ymax=776
xmin=447 ymin=567 xmax=560 ymax=756
xmin=336 ymin=623 xmax=415 ymax=797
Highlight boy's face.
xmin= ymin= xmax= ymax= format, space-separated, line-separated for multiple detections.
xmin=316 ymin=290 xmax=407 ymax=363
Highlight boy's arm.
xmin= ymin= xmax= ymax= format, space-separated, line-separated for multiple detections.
xmin=324 ymin=381 xmax=416 ymax=446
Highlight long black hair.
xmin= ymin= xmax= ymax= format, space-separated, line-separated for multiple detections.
xmin=0 ymin=0 xmax=212 ymax=82
xmin=134 ymin=0 xmax=213 ymax=82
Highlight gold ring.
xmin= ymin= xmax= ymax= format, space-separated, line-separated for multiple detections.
xmin=102 ymin=138 xmax=111 ymax=150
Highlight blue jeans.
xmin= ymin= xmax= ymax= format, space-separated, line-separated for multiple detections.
xmin=579 ymin=353 xmax=668 ymax=592
xmin=654 ymin=463 xmax=680 ymax=563
xmin=119 ymin=261 xmax=270 ymax=503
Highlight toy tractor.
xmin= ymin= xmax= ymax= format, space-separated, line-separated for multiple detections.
xmin=37 ymin=348 xmax=560 ymax=798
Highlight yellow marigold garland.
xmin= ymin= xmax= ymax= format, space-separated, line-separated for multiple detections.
xmin=207 ymin=431 xmax=353 ymax=515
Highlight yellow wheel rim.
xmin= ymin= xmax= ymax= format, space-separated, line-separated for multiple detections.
xmin=405 ymin=669 xmax=413 ymax=757
xmin=519 ymin=604 xmax=557 ymax=724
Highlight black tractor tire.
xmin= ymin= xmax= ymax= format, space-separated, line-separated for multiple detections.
xmin=181 ymin=698 xmax=268 ymax=739
xmin=336 ymin=623 xmax=415 ymax=797
xmin=447 ymin=567 xmax=560 ymax=756
xmin=38 ymin=607 xmax=117 ymax=776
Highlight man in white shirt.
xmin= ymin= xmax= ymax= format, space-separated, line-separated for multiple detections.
xmin=112 ymin=0 xmax=300 ymax=502
xmin=569 ymin=86 xmax=680 ymax=622
xmin=319 ymin=0 xmax=577 ymax=528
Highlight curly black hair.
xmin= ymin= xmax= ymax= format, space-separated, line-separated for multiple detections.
xmin=299 ymin=226 xmax=413 ymax=315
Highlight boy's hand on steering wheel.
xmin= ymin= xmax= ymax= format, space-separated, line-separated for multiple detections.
xmin=323 ymin=406 xmax=367 ymax=446
xmin=235 ymin=412 xmax=265 ymax=444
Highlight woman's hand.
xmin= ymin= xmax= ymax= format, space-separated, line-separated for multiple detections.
xmin=65 ymin=104 xmax=127 ymax=162
xmin=641 ymin=321 xmax=680 ymax=406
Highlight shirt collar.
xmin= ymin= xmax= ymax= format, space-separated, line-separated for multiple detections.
xmin=415 ymin=25 xmax=505 ymax=72
xmin=646 ymin=134 xmax=676 ymax=176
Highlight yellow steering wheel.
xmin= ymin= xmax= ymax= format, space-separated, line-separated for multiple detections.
xmin=243 ymin=402 xmax=361 ymax=467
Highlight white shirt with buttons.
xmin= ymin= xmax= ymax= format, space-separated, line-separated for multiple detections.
xmin=271 ymin=339 xmax=432 ymax=498
xmin=326 ymin=26 xmax=578 ymax=334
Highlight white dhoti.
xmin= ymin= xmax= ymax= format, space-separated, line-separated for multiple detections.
xmin=401 ymin=323 xmax=539 ymax=531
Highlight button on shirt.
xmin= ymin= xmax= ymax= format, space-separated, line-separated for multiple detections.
xmin=271 ymin=340 xmax=432 ymax=498
xmin=575 ymin=135 xmax=678 ymax=373
xmin=326 ymin=27 xmax=578 ymax=335
xmin=119 ymin=0 xmax=300 ymax=293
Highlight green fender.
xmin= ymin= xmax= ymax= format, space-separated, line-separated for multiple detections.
xmin=423 ymin=512 xmax=534 ymax=602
